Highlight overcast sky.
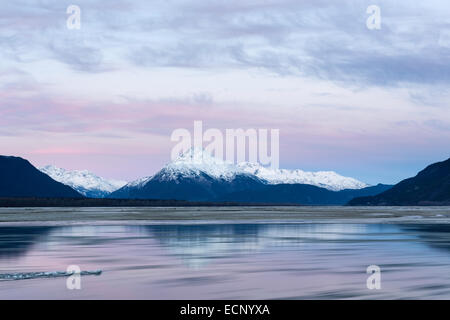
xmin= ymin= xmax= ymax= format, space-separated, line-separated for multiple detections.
xmin=1 ymin=0 xmax=449 ymax=184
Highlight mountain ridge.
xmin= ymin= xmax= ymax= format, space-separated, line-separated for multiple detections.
xmin=39 ymin=165 xmax=127 ymax=198
xmin=348 ymin=157 xmax=450 ymax=206
xmin=116 ymin=148 xmax=368 ymax=193
xmin=109 ymin=149 xmax=388 ymax=204
xmin=0 ymin=156 xmax=83 ymax=198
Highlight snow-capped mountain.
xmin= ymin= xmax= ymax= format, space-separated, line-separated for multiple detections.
xmin=237 ymin=162 xmax=367 ymax=191
xmin=39 ymin=165 xmax=127 ymax=198
xmin=0 ymin=156 xmax=83 ymax=198
xmin=110 ymin=149 xmax=264 ymax=201
xmin=124 ymin=148 xmax=367 ymax=191
xmin=108 ymin=148 xmax=386 ymax=204
xmin=158 ymin=148 xmax=243 ymax=181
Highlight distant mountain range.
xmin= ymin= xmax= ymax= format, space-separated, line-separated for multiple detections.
xmin=8 ymin=151 xmax=449 ymax=206
xmin=109 ymin=149 xmax=391 ymax=205
xmin=0 ymin=156 xmax=83 ymax=198
xmin=39 ymin=165 xmax=127 ymax=198
xmin=349 ymin=157 xmax=450 ymax=206
xmin=217 ymin=183 xmax=392 ymax=205
xmin=237 ymin=162 xmax=367 ymax=191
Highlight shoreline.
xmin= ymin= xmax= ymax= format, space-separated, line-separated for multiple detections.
xmin=0 ymin=197 xmax=301 ymax=208
xmin=0 ymin=206 xmax=449 ymax=225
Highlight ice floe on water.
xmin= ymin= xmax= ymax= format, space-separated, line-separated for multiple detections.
xmin=0 ymin=270 xmax=102 ymax=281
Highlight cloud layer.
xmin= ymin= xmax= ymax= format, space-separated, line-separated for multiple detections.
xmin=0 ymin=0 xmax=449 ymax=183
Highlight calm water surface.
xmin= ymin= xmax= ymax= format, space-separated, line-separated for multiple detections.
xmin=2 ymin=222 xmax=450 ymax=299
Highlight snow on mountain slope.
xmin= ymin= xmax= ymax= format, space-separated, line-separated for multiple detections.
xmin=39 ymin=165 xmax=127 ymax=198
xmin=127 ymin=175 xmax=152 ymax=188
xmin=160 ymin=148 xmax=241 ymax=181
xmin=123 ymin=148 xmax=367 ymax=191
xmin=237 ymin=162 xmax=368 ymax=191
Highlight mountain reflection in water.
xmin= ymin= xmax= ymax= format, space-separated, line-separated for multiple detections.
xmin=1 ymin=222 xmax=450 ymax=299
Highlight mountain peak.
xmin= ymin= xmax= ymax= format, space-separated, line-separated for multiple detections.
xmin=0 ymin=156 xmax=82 ymax=198
xmin=39 ymin=165 xmax=127 ymax=198
xmin=236 ymin=162 xmax=367 ymax=191
xmin=141 ymin=148 xmax=368 ymax=191
xmin=172 ymin=147 xmax=227 ymax=165
xmin=164 ymin=148 xmax=238 ymax=180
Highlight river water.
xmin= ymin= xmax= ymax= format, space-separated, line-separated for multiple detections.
xmin=2 ymin=212 xmax=450 ymax=299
